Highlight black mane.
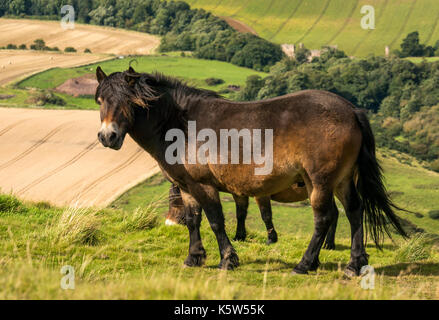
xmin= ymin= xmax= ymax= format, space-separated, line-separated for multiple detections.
xmin=96 ymin=69 xmax=223 ymax=126
xmin=128 ymin=70 xmax=222 ymax=110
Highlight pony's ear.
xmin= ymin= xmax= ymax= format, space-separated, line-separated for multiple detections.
xmin=96 ymin=66 xmax=107 ymax=84
xmin=124 ymin=73 xmax=137 ymax=87
xmin=128 ymin=66 xmax=136 ymax=73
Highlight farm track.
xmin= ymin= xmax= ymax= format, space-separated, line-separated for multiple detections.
xmin=388 ymin=0 xmax=419 ymax=49
xmin=351 ymin=0 xmax=389 ymax=56
xmin=424 ymin=9 xmax=439 ymax=44
xmin=0 ymin=119 xmax=29 ymax=137
xmin=295 ymin=0 xmax=331 ymax=44
xmin=73 ymin=148 xmax=145 ymax=200
xmin=17 ymin=141 xmax=99 ymax=195
xmin=230 ymin=0 xmax=253 ymax=18
xmin=212 ymin=0 xmax=224 ymax=10
xmin=0 ymin=108 xmax=159 ymax=207
xmin=0 ymin=124 xmax=67 ymax=171
xmin=268 ymin=0 xmax=305 ymax=41
xmin=324 ymin=0 xmax=360 ymax=46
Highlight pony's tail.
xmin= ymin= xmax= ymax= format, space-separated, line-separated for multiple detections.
xmin=354 ymin=109 xmax=408 ymax=249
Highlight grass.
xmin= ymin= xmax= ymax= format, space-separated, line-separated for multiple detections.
xmin=0 ymin=54 xmax=266 ymax=110
xmin=121 ymin=204 xmax=161 ymax=232
xmin=405 ymin=57 xmax=439 ymax=64
xmin=48 ymin=207 xmax=102 ymax=246
xmin=393 ymin=234 xmax=433 ymax=263
xmin=184 ymin=0 xmax=439 ymax=57
xmin=0 ymin=149 xmax=436 ymax=299
xmin=1 ymin=191 xmax=439 ymax=299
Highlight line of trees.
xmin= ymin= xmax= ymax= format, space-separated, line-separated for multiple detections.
xmin=0 ymin=0 xmax=284 ymax=71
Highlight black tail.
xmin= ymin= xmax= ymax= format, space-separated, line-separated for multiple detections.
xmin=354 ymin=109 xmax=408 ymax=248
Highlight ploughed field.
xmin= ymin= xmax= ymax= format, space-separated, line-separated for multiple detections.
xmin=0 ymin=107 xmax=159 ymax=207
xmin=0 ymin=18 xmax=160 ymax=86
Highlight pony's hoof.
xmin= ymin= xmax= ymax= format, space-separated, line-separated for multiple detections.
xmin=291 ymin=268 xmax=308 ymax=275
xmin=218 ymin=253 xmax=239 ymax=270
xmin=323 ymin=242 xmax=336 ymax=250
xmin=233 ymin=234 xmax=246 ymax=242
xmin=308 ymin=259 xmax=320 ymax=272
xmin=184 ymin=253 xmax=206 ymax=267
xmin=266 ymin=238 xmax=277 ymax=245
xmin=292 ymin=263 xmax=309 ymax=275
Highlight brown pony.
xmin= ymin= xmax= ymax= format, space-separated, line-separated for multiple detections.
xmin=165 ymin=183 xmax=340 ymax=249
xmin=95 ymin=66 xmax=407 ymax=276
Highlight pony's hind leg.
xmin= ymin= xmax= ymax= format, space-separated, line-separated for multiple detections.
xmin=336 ymin=180 xmax=368 ymax=276
xmin=293 ymin=184 xmax=337 ymax=274
xmin=180 ymin=190 xmax=206 ymax=267
xmin=323 ymin=200 xmax=339 ymax=250
xmin=255 ymin=196 xmax=278 ymax=245
xmin=233 ymin=194 xmax=249 ymax=241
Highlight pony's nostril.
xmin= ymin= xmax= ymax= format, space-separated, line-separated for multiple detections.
xmin=97 ymin=132 xmax=102 ymax=140
xmin=109 ymin=131 xmax=117 ymax=143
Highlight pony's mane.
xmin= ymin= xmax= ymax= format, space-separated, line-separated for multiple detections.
xmin=96 ymin=69 xmax=223 ymax=127
xmin=129 ymin=71 xmax=222 ymax=110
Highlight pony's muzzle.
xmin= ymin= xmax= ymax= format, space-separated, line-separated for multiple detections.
xmin=98 ymin=122 xmax=124 ymax=150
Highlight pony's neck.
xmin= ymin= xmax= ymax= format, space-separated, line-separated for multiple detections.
xmin=129 ymin=100 xmax=184 ymax=161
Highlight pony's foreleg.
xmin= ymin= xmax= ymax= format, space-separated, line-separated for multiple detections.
xmin=255 ymin=196 xmax=278 ymax=245
xmin=189 ymin=183 xmax=239 ymax=270
xmin=232 ymin=194 xmax=249 ymax=241
xmin=322 ymin=199 xmax=339 ymax=250
xmin=165 ymin=184 xmax=186 ymax=226
xmin=293 ymin=185 xmax=336 ymax=274
xmin=180 ymin=190 xmax=206 ymax=267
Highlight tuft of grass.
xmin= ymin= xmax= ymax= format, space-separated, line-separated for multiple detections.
xmin=49 ymin=207 xmax=101 ymax=246
xmin=122 ymin=203 xmax=161 ymax=232
xmin=394 ymin=234 xmax=433 ymax=263
xmin=428 ymin=210 xmax=439 ymax=220
xmin=0 ymin=194 xmax=25 ymax=214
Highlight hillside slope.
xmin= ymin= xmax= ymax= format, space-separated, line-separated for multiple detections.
xmin=185 ymin=0 xmax=439 ymax=56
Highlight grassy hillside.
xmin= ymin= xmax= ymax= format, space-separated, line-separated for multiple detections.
xmin=1 ymin=149 xmax=437 ymax=299
xmin=184 ymin=0 xmax=439 ymax=56
xmin=0 ymin=54 xmax=266 ymax=109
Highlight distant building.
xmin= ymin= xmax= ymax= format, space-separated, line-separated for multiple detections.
xmin=281 ymin=44 xmax=339 ymax=61
xmin=309 ymin=50 xmax=321 ymax=61
xmin=281 ymin=44 xmax=295 ymax=57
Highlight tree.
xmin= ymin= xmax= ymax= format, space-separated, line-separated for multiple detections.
xmin=295 ymin=46 xmax=310 ymax=64
xmin=237 ymin=75 xmax=265 ymax=101
xmin=399 ymin=31 xmax=425 ymax=57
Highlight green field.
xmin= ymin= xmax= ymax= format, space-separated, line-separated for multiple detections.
xmin=0 ymin=54 xmax=266 ymax=109
xmin=184 ymin=0 xmax=439 ymax=57
xmin=1 ymin=149 xmax=438 ymax=299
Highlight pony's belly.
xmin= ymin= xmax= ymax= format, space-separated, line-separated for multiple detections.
xmin=271 ymin=184 xmax=308 ymax=202
xmin=209 ymin=164 xmax=302 ymax=197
